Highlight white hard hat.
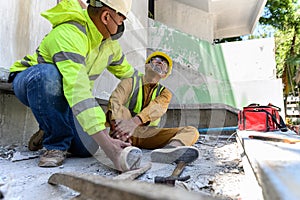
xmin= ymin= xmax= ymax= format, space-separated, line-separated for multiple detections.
xmin=88 ymin=0 xmax=132 ymax=17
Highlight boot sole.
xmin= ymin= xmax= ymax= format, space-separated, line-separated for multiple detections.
xmin=28 ymin=130 xmax=44 ymax=151
xmin=119 ymin=146 xmax=142 ymax=172
xmin=150 ymin=146 xmax=199 ymax=164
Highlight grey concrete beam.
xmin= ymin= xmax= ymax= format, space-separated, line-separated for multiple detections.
xmin=237 ymin=130 xmax=300 ymax=200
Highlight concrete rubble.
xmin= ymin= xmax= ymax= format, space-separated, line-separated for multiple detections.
xmin=0 ymin=134 xmax=245 ymax=200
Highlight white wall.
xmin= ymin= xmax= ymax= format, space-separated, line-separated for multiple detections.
xmin=0 ymin=0 xmax=55 ymax=67
xmin=221 ymin=38 xmax=277 ymax=82
xmin=221 ymin=38 xmax=285 ymax=116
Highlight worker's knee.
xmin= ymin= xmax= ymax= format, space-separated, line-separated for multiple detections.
xmin=185 ymin=126 xmax=199 ymax=137
xmin=181 ymin=126 xmax=200 ymax=145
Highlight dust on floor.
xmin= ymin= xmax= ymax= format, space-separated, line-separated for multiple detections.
xmin=0 ymin=135 xmax=245 ymax=200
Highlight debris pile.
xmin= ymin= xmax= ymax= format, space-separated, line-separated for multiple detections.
xmin=0 ymin=145 xmax=17 ymax=160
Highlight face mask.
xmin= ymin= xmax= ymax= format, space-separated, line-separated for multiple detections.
xmin=111 ymin=22 xmax=125 ymax=40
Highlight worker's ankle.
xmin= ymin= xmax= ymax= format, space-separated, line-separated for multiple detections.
xmin=166 ymin=140 xmax=184 ymax=147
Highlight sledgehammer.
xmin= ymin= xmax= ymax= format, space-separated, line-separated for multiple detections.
xmin=154 ymin=161 xmax=190 ymax=186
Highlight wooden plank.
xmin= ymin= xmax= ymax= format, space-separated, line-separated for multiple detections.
xmin=48 ymin=172 xmax=217 ymax=200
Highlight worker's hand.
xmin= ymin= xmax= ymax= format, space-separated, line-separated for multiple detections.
xmin=112 ymin=117 xmax=142 ymax=142
xmin=110 ymin=120 xmax=117 ymax=132
xmin=109 ymin=132 xmax=131 ymax=148
xmin=91 ymin=129 xmax=131 ymax=171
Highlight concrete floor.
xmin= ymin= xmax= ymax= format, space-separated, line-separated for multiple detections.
xmin=0 ymin=137 xmax=245 ymax=200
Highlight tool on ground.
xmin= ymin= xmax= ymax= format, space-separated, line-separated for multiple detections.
xmin=154 ymin=161 xmax=190 ymax=186
xmin=249 ymin=135 xmax=300 ymax=144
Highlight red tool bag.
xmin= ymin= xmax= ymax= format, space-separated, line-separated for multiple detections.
xmin=238 ymin=103 xmax=287 ymax=132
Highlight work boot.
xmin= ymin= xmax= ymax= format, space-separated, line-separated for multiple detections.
xmin=150 ymin=146 xmax=199 ymax=164
xmin=38 ymin=150 xmax=67 ymax=167
xmin=28 ymin=129 xmax=44 ymax=151
xmin=119 ymin=146 xmax=142 ymax=172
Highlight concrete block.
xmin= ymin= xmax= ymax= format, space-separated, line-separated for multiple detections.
xmin=0 ymin=93 xmax=38 ymax=146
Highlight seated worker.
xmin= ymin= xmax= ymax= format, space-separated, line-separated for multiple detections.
xmin=106 ymin=51 xmax=200 ymax=164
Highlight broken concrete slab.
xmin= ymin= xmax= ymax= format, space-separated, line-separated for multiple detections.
xmin=11 ymin=151 xmax=40 ymax=162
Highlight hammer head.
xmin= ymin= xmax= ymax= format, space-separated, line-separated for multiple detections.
xmin=154 ymin=176 xmax=176 ymax=186
xmin=154 ymin=175 xmax=190 ymax=186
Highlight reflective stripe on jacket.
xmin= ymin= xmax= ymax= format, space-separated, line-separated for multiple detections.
xmin=126 ymin=72 xmax=165 ymax=126
xmin=9 ymin=0 xmax=134 ymax=135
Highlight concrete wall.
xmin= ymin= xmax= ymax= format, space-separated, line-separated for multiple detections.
xmin=0 ymin=1 xmax=55 ymax=67
xmin=221 ymin=38 xmax=277 ymax=82
xmin=0 ymin=1 xmax=55 ymax=146
xmin=0 ymin=94 xmax=38 ymax=146
xmin=154 ymin=0 xmax=214 ymax=43
xmin=220 ymin=38 xmax=285 ymax=117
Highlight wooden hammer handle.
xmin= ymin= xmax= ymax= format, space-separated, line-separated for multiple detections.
xmin=171 ymin=161 xmax=187 ymax=177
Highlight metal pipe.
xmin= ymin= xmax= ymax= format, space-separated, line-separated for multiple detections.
xmin=198 ymin=126 xmax=238 ymax=133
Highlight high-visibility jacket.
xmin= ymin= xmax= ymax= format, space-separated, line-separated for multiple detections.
xmin=9 ymin=0 xmax=134 ymax=135
xmin=126 ymin=72 xmax=165 ymax=126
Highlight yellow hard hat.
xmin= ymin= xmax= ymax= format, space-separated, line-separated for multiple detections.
xmin=88 ymin=0 xmax=132 ymax=17
xmin=145 ymin=51 xmax=173 ymax=77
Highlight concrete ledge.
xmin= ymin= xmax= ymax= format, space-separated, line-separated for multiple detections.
xmin=0 ymin=82 xmax=13 ymax=94
xmin=168 ymin=103 xmax=239 ymax=114
xmin=0 ymin=93 xmax=38 ymax=146
xmin=237 ymin=130 xmax=300 ymax=200
xmin=162 ymin=104 xmax=238 ymax=135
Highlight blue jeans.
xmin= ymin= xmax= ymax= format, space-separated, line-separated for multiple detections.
xmin=12 ymin=64 xmax=98 ymax=157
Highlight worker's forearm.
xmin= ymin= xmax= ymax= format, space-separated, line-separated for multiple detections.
xmin=91 ymin=130 xmax=111 ymax=147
